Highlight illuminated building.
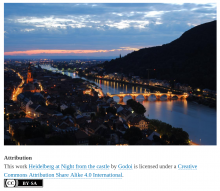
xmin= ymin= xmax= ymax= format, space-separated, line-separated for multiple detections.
xmin=26 ymin=63 xmax=33 ymax=83
xmin=22 ymin=63 xmax=40 ymax=93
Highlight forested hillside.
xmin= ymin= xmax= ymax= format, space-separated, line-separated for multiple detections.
xmin=103 ymin=20 xmax=216 ymax=90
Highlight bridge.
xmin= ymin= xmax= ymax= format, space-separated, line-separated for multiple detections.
xmin=106 ymin=91 xmax=189 ymax=102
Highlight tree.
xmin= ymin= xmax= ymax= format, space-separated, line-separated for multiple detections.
xmin=57 ymin=104 xmax=61 ymax=112
xmin=39 ymin=101 xmax=46 ymax=107
xmin=45 ymin=134 xmax=76 ymax=145
xmin=45 ymin=136 xmax=64 ymax=145
xmin=106 ymin=107 xmax=117 ymax=115
xmin=97 ymin=107 xmax=106 ymax=117
xmin=90 ymin=113 xmax=96 ymax=121
xmin=149 ymin=119 xmax=189 ymax=145
xmin=9 ymin=114 xmax=14 ymax=120
xmin=127 ymin=99 xmax=146 ymax=115
xmin=169 ymin=128 xmax=189 ymax=145
xmin=89 ymin=135 xmax=107 ymax=145
xmin=148 ymin=124 xmax=156 ymax=131
xmin=4 ymin=139 xmax=16 ymax=145
xmin=33 ymin=72 xmax=37 ymax=78
xmin=13 ymin=128 xmax=24 ymax=143
xmin=123 ymin=126 xmax=142 ymax=145
xmin=14 ymin=113 xmax=20 ymax=119
xmin=161 ymin=134 xmax=169 ymax=143
xmin=24 ymin=126 xmax=34 ymax=139
xmin=62 ymin=107 xmax=76 ymax=116
xmin=19 ymin=112 xmax=26 ymax=118
xmin=153 ymin=135 xmax=161 ymax=142
xmin=4 ymin=114 xmax=8 ymax=121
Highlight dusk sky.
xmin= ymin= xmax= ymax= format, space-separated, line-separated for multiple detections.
xmin=4 ymin=3 xmax=217 ymax=59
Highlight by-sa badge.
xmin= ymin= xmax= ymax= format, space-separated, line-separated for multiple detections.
xmin=4 ymin=179 xmax=43 ymax=188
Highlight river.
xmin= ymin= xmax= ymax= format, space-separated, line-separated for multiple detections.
xmin=40 ymin=64 xmax=216 ymax=145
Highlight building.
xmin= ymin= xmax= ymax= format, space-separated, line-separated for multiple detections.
xmin=78 ymin=103 xmax=96 ymax=117
xmin=26 ymin=63 xmax=33 ymax=83
xmin=22 ymin=63 xmax=40 ymax=93
xmin=127 ymin=116 xmax=150 ymax=130
xmin=8 ymin=118 xmax=33 ymax=136
xmin=17 ymin=92 xmax=45 ymax=112
xmin=17 ymin=94 xmax=33 ymax=112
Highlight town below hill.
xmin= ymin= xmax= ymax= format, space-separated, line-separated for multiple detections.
xmin=4 ymin=62 xmax=190 ymax=145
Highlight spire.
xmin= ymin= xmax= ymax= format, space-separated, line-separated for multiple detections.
xmin=26 ymin=62 xmax=33 ymax=83
xmin=28 ymin=62 xmax=31 ymax=70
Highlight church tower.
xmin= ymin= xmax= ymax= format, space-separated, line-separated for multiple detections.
xmin=26 ymin=63 xmax=33 ymax=83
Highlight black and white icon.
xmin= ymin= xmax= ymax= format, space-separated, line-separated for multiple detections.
xmin=4 ymin=179 xmax=17 ymax=187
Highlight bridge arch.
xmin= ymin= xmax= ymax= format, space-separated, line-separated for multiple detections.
xmin=136 ymin=95 xmax=145 ymax=101
xmin=148 ymin=94 xmax=156 ymax=101
xmin=108 ymin=92 xmax=188 ymax=102
xmin=160 ymin=95 xmax=168 ymax=100
xmin=112 ymin=95 xmax=121 ymax=102
xmin=123 ymin=95 xmax=132 ymax=102
xmin=176 ymin=95 xmax=185 ymax=99
xmin=171 ymin=95 xmax=178 ymax=100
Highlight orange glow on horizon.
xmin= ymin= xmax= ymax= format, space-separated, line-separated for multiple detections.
xmin=4 ymin=47 xmax=142 ymax=56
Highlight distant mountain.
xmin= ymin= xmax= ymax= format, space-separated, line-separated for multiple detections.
xmin=103 ymin=20 xmax=216 ymax=90
xmin=4 ymin=56 xmax=115 ymax=60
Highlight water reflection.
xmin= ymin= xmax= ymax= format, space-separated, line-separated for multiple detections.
xmin=148 ymin=95 xmax=156 ymax=101
xmin=166 ymin=100 xmax=173 ymax=111
xmin=183 ymin=100 xmax=188 ymax=115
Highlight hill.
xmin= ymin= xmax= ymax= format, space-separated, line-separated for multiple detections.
xmin=103 ymin=20 xmax=216 ymax=90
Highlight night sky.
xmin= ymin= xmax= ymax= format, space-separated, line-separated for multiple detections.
xmin=4 ymin=3 xmax=216 ymax=58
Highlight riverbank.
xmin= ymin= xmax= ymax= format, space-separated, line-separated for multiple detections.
xmin=186 ymin=96 xmax=216 ymax=109
xmin=79 ymin=74 xmax=183 ymax=94
xmin=190 ymin=141 xmax=200 ymax=145
xmin=43 ymin=64 xmax=216 ymax=109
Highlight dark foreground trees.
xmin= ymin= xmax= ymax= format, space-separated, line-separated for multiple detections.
xmin=89 ymin=135 xmax=107 ymax=145
xmin=149 ymin=119 xmax=189 ymax=145
xmin=127 ymin=99 xmax=146 ymax=115
xmin=123 ymin=127 xmax=142 ymax=145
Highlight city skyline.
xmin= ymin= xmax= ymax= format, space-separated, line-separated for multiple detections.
xmin=4 ymin=3 xmax=216 ymax=58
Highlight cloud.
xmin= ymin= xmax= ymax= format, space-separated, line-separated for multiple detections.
xmin=4 ymin=3 xmax=216 ymax=56
xmin=105 ymin=20 xmax=150 ymax=29
xmin=4 ymin=47 xmax=143 ymax=56
xmin=119 ymin=47 xmax=142 ymax=51
xmin=10 ymin=14 xmax=152 ymax=30
xmin=20 ymin=28 xmax=35 ymax=32
xmin=144 ymin=11 xmax=168 ymax=18
xmin=5 ymin=3 xmax=216 ymax=32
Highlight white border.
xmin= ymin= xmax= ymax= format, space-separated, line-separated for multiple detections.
xmin=2 ymin=1 xmax=219 ymax=191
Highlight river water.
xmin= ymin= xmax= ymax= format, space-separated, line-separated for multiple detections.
xmin=40 ymin=64 xmax=216 ymax=145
